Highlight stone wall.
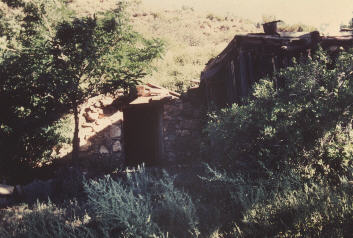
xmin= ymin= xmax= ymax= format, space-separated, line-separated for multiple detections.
xmin=60 ymin=87 xmax=203 ymax=167
xmin=78 ymin=94 xmax=125 ymax=165
xmin=162 ymin=98 xmax=202 ymax=164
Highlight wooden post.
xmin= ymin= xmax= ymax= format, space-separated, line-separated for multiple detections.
xmin=239 ymin=50 xmax=249 ymax=97
xmin=247 ymin=52 xmax=255 ymax=86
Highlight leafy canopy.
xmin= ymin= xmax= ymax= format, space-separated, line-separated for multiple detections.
xmin=0 ymin=0 xmax=163 ymax=179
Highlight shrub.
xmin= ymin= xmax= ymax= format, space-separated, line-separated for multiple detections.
xmin=202 ymin=166 xmax=353 ymax=237
xmin=0 ymin=167 xmax=199 ymax=238
xmin=84 ymin=166 xmax=199 ymax=237
xmin=0 ymin=201 xmax=93 ymax=238
xmin=205 ymin=49 xmax=353 ymax=182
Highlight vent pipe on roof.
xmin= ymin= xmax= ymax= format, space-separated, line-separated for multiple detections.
xmin=263 ymin=20 xmax=281 ymax=35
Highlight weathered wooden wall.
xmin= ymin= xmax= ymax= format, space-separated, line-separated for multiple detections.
xmin=201 ymin=31 xmax=353 ymax=107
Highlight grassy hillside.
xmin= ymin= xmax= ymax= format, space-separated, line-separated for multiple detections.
xmin=127 ymin=2 xmax=259 ymax=92
xmin=67 ymin=0 xmax=317 ymax=92
xmin=68 ymin=0 xmax=259 ymax=92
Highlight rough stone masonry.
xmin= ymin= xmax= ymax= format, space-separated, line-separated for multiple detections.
xmin=53 ymin=84 xmax=203 ymax=167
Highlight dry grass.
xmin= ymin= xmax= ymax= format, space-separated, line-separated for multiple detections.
xmin=126 ymin=2 xmax=259 ymax=92
xmin=66 ymin=1 xmax=315 ymax=92
xmin=65 ymin=0 xmax=258 ymax=91
xmin=67 ymin=1 xmax=317 ymax=93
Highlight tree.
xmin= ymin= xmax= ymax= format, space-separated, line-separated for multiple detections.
xmin=52 ymin=6 xmax=164 ymax=163
xmin=0 ymin=0 xmax=73 ymax=179
xmin=0 ymin=0 xmax=163 ymax=177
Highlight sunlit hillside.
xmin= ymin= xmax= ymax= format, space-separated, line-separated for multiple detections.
xmin=68 ymin=0 xmax=259 ymax=92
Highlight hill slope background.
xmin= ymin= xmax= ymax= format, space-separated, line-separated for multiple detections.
xmin=68 ymin=0 xmax=351 ymax=92
xmin=69 ymin=0 xmax=260 ymax=92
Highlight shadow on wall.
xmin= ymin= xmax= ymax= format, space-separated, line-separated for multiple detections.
xmin=0 ymin=86 xmax=205 ymax=207
xmin=52 ymin=93 xmax=129 ymax=174
xmin=24 ymin=85 xmax=204 ymax=184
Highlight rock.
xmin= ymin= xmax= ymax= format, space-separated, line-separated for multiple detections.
xmin=112 ymin=141 xmax=122 ymax=152
xmin=0 ymin=184 xmax=14 ymax=196
xmin=89 ymin=105 xmax=96 ymax=112
xmin=84 ymin=111 xmax=99 ymax=122
xmin=100 ymin=97 xmax=114 ymax=107
xmin=81 ymin=123 xmax=93 ymax=128
xmin=110 ymin=125 xmax=122 ymax=138
xmin=94 ymin=101 xmax=101 ymax=108
xmin=99 ymin=145 xmax=109 ymax=154
xmin=16 ymin=179 xmax=55 ymax=204
xmin=1 ymin=180 xmax=56 ymax=207
xmin=193 ymin=110 xmax=201 ymax=117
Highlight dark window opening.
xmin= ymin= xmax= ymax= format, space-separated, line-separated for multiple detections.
xmin=123 ymin=103 xmax=163 ymax=167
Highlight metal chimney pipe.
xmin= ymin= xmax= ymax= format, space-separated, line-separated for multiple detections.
xmin=263 ymin=20 xmax=281 ymax=35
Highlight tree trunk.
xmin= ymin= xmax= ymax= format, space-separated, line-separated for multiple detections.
xmin=72 ymin=103 xmax=80 ymax=166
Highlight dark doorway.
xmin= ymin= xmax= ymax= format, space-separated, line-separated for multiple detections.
xmin=123 ymin=103 xmax=163 ymax=167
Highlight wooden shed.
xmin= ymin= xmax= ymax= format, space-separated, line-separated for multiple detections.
xmin=200 ymin=21 xmax=353 ymax=107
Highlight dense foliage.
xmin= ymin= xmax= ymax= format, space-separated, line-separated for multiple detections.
xmin=205 ymin=49 xmax=353 ymax=183
xmin=1 ymin=1 xmax=353 ymax=237
xmin=1 ymin=49 xmax=353 ymax=237
xmin=0 ymin=167 xmax=199 ymax=238
xmin=0 ymin=0 xmax=163 ymax=177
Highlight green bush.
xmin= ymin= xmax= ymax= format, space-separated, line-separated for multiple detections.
xmin=0 ymin=167 xmax=199 ymax=238
xmin=201 ymin=166 xmax=353 ymax=237
xmin=200 ymin=49 xmax=353 ymax=236
xmin=205 ymin=49 xmax=353 ymax=183
xmin=84 ymin=166 xmax=199 ymax=238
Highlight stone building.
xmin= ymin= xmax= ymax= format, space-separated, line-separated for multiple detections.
xmin=65 ymin=83 xmax=203 ymax=167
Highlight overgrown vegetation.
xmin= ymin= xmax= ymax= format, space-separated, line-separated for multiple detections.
xmin=201 ymin=49 xmax=353 ymax=236
xmin=0 ymin=0 xmax=163 ymax=179
xmin=0 ymin=167 xmax=199 ymax=238
xmin=205 ymin=49 xmax=353 ymax=183
xmin=1 ymin=0 xmax=353 ymax=237
xmin=2 ymin=48 xmax=353 ymax=237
